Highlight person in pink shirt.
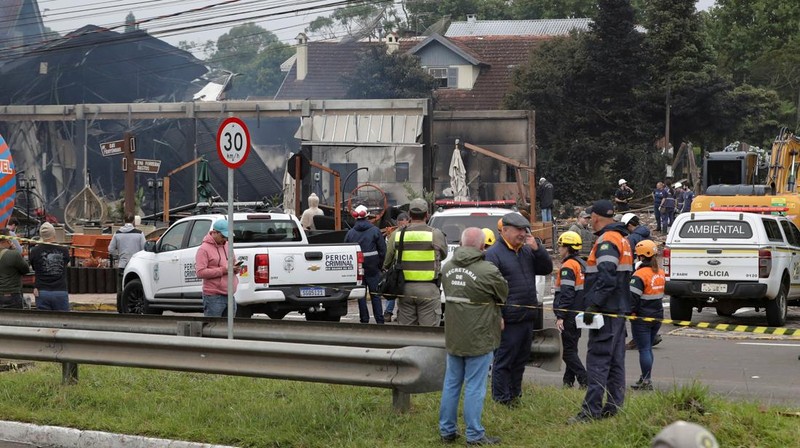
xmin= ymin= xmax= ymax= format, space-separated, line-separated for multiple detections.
xmin=195 ymin=219 xmax=240 ymax=317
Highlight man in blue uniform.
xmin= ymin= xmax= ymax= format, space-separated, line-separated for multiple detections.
xmin=569 ymin=200 xmax=633 ymax=423
xmin=485 ymin=212 xmax=553 ymax=406
xmin=344 ymin=205 xmax=386 ymax=324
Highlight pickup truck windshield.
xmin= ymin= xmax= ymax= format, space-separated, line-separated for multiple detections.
xmin=678 ymin=220 xmax=753 ymax=239
xmin=429 ymin=216 xmax=503 ymax=244
xmin=232 ymin=220 xmax=302 ymax=243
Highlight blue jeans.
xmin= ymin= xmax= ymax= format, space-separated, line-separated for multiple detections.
xmin=631 ymin=320 xmax=661 ymax=380
xmin=541 ymin=208 xmax=552 ymax=222
xmin=385 ymin=299 xmax=395 ymax=314
xmin=203 ymin=294 xmax=235 ymax=317
xmin=36 ymin=290 xmax=70 ymax=311
xmin=439 ymin=352 xmax=493 ymax=442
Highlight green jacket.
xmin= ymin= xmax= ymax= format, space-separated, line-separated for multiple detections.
xmin=441 ymin=246 xmax=508 ymax=357
xmin=0 ymin=248 xmax=30 ymax=294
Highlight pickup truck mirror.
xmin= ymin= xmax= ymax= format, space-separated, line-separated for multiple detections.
xmin=144 ymin=241 xmax=157 ymax=252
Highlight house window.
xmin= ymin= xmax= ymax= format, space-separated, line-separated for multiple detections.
xmin=395 ymin=162 xmax=409 ymax=182
xmin=428 ymin=67 xmax=458 ymax=88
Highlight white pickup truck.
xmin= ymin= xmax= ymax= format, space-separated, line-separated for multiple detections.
xmin=119 ymin=213 xmax=366 ymax=321
xmin=664 ymin=211 xmax=800 ymax=326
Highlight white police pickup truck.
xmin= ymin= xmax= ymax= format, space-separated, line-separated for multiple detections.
xmin=120 ymin=213 xmax=366 ymax=321
xmin=664 ymin=211 xmax=800 ymax=326
xmin=428 ymin=204 xmax=546 ymax=326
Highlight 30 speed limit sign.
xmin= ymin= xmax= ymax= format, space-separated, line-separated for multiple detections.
xmin=216 ymin=117 xmax=251 ymax=169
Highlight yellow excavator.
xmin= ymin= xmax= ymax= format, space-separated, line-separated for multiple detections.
xmin=691 ymin=130 xmax=800 ymax=228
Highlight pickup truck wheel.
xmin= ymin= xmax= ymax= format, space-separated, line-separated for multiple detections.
xmin=266 ymin=311 xmax=288 ymax=320
xmin=305 ymin=312 xmax=341 ymax=322
xmin=235 ymin=305 xmax=254 ymax=318
xmin=766 ymin=281 xmax=788 ymax=327
xmin=669 ymin=296 xmax=693 ymax=324
xmin=120 ymin=280 xmax=161 ymax=315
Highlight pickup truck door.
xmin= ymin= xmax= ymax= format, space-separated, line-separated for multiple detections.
xmin=779 ymin=220 xmax=800 ymax=297
xmin=180 ymin=219 xmax=213 ymax=299
xmin=153 ymin=221 xmax=191 ymax=296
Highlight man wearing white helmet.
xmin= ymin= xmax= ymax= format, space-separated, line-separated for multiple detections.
xmin=537 ymin=177 xmax=554 ymax=222
xmin=614 ymin=179 xmax=634 ymax=212
xmin=651 ymin=421 xmax=719 ymax=448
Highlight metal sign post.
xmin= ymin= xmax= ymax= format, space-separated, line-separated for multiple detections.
xmin=216 ymin=117 xmax=251 ymax=339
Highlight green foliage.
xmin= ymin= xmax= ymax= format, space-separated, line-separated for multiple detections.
xmin=0 ymin=364 xmax=797 ymax=447
xmin=206 ymin=23 xmax=294 ymax=99
xmin=509 ymin=0 xmax=597 ymax=19
xmin=402 ymin=181 xmax=435 ymax=205
xmin=307 ymin=1 xmax=396 ymax=39
xmin=343 ymin=45 xmax=437 ymax=99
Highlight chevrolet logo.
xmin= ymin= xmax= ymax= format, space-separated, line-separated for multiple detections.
xmin=308 ymin=265 xmax=321 ymax=271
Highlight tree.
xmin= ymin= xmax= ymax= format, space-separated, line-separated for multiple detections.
xmin=206 ymin=23 xmax=293 ymax=99
xmin=342 ymin=44 xmax=436 ymax=99
xmin=707 ymin=0 xmax=800 ymax=84
xmin=509 ymin=0 xmax=597 ymax=19
xmin=307 ymin=1 xmax=396 ymax=40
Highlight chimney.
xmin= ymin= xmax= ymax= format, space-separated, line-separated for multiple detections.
xmin=466 ymin=14 xmax=477 ymax=23
xmin=386 ymin=32 xmax=399 ymax=54
xmin=296 ymin=33 xmax=308 ymax=81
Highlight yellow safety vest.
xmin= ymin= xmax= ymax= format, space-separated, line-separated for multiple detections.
xmin=396 ymin=229 xmax=437 ymax=282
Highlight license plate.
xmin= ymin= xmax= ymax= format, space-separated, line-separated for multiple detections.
xmin=300 ymin=287 xmax=325 ymax=297
xmin=701 ymin=283 xmax=727 ymax=293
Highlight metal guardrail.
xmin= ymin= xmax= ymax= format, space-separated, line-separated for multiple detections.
xmin=0 ymin=311 xmax=562 ymax=411
xmin=0 ymin=325 xmax=444 ymax=412
xmin=0 ymin=311 xmax=562 ymax=371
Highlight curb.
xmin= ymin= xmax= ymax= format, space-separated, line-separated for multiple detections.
xmin=0 ymin=421 xmax=238 ymax=448
xmin=71 ymin=303 xmax=117 ymax=312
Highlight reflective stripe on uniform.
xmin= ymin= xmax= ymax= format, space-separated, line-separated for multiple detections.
xmin=363 ymin=251 xmax=378 ymax=257
xmin=640 ymin=293 xmax=664 ymax=300
xmin=398 ymin=230 xmax=437 ymax=282
xmin=630 ymin=286 xmax=643 ymax=296
xmin=596 ymin=255 xmax=619 ymax=265
xmin=560 ymin=279 xmax=575 ymax=287
xmin=445 ymin=296 xmax=471 ymax=303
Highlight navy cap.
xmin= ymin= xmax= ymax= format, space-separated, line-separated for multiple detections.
xmin=590 ymin=200 xmax=615 ymax=218
xmin=501 ymin=212 xmax=530 ymax=229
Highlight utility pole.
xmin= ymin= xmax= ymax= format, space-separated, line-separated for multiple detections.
xmin=123 ymin=132 xmax=135 ymax=218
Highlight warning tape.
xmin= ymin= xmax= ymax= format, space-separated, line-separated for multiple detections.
xmin=367 ymin=287 xmax=800 ymax=338
xmin=1 ymin=233 xmax=115 ymax=258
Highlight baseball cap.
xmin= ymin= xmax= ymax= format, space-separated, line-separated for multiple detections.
xmin=590 ymin=200 xmax=615 ymax=218
xmin=409 ymin=198 xmax=428 ymax=213
xmin=621 ymin=213 xmax=639 ymax=226
xmin=501 ymin=212 xmax=530 ymax=229
xmin=651 ymin=421 xmax=719 ymax=448
xmin=618 ymin=178 xmax=627 ymax=186
xmin=213 ymin=219 xmax=229 ymax=238
xmin=579 ymin=209 xmax=591 ymax=219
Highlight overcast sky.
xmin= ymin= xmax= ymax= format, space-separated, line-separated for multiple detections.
xmin=40 ymin=0 xmax=719 ymax=56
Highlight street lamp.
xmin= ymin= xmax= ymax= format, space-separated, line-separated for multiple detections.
xmin=147 ymin=178 xmax=163 ymax=224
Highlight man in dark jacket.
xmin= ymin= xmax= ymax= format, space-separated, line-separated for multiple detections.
xmin=439 ymin=227 xmax=508 ymax=446
xmin=29 ymin=223 xmax=70 ymax=311
xmin=569 ymin=200 xmax=633 ymax=424
xmin=345 ymin=205 xmax=386 ymax=324
xmin=537 ymin=178 xmax=554 ymax=222
xmin=485 ymin=212 xmax=553 ymax=406
xmin=0 ymin=228 xmax=30 ymax=309
xmin=621 ymin=213 xmax=651 ymax=249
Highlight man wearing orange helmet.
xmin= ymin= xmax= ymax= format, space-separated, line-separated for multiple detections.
xmin=629 ymin=240 xmax=665 ymax=391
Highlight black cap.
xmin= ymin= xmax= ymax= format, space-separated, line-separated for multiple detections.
xmin=590 ymin=200 xmax=615 ymax=218
xmin=501 ymin=212 xmax=530 ymax=229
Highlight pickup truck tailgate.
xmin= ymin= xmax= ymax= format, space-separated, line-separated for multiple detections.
xmin=670 ymin=247 xmax=759 ymax=281
xmin=266 ymin=246 xmax=358 ymax=286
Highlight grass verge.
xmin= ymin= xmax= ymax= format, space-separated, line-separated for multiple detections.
xmin=0 ymin=363 xmax=797 ymax=447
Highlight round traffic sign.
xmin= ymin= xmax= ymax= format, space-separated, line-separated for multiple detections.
xmin=216 ymin=117 xmax=251 ymax=169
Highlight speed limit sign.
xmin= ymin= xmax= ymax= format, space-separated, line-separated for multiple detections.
xmin=216 ymin=117 xmax=251 ymax=169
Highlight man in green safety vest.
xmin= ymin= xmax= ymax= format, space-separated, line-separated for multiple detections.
xmin=384 ymin=198 xmax=447 ymax=326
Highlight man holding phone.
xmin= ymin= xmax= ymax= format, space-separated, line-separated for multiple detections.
xmin=485 ymin=212 xmax=553 ymax=407
xmin=196 ymin=219 xmax=240 ymax=317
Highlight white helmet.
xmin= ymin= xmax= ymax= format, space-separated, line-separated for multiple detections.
xmin=621 ymin=213 xmax=639 ymax=226
xmin=651 ymin=421 xmax=719 ymax=448
xmin=674 ymin=182 xmax=683 ymax=189
xmin=539 ymin=177 xmax=547 ymax=185
xmin=618 ymin=178 xmax=627 ymax=186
